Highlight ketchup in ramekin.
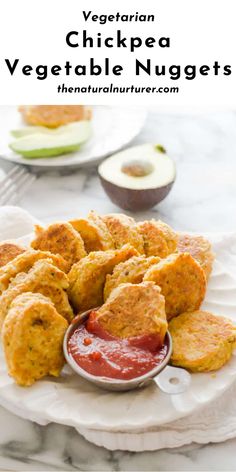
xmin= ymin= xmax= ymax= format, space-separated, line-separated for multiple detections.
xmin=67 ymin=311 xmax=168 ymax=381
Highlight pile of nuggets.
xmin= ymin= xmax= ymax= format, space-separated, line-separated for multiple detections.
xmin=0 ymin=211 xmax=235 ymax=387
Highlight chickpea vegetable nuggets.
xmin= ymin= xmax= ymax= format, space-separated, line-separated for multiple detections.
xmin=95 ymin=281 xmax=167 ymax=342
xmin=31 ymin=222 xmax=86 ymax=268
xmin=1 ymin=208 xmax=232 ymax=389
xmin=102 ymin=213 xmax=144 ymax=254
xmin=137 ymin=219 xmax=178 ymax=258
xmin=0 ymin=249 xmax=69 ymax=294
xmin=169 ymin=310 xmax=236 ymax=372
xmin=104 ymin=255 xmax=160 ymax=300
xmin=177 ymin=233 xmax=214 ymax=280
xmin=2 ymin=292 xmax=68 ymax=386
xmin=19 ymin=105 xmax=92 ymax=128
xmin=0 ymin=259 xmax=73 ymax=329
xmin=70 ymin=216 xmax=114 ymax=253
xmin=0 ymin=242 xmax=26 ymax=268
xmin=144 ymin=252 xmax=206 ymax=320
xmin=68 ymin=244 xmax=138 ymax=313
xmin=87 ymin=211 xmax=115 ymax=248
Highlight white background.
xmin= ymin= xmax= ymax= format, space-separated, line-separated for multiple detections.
xmin=0 ymin=0 xmax=235 ymax=108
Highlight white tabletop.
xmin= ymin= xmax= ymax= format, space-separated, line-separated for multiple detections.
xmin=0 ymin=109 xmax=236 ymax=471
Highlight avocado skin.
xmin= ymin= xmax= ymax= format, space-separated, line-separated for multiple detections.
xmin=9 ymin=143 xmax=81 ymax=159
xmin=99 ymin=175 xmax=175 ymax=212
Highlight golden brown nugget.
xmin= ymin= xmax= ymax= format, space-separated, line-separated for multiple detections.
xmin=31 ymin=222 xmax=86 ymax=268
xmin=169 ymin=310 xmax=236 ymax=372
xmin=68 ymin=244 xmax=138 ymax=313
xmin=154 ymin=220 xmax=178 ymax=253
xmin=0 ymin=242 xmax=26 ymax=268
xmin=0 ymin=260 xmax=73 ymax=329
xmin=96 ymin=281 xmax=167 ymax=341
xmin=19 ymin=105 xmax=92 ymax=128
xmin=137 ymin=219 xmax=178 ymax=257
xmin=144 ymin=252 xmax=206 ymax=320
xmin=177 ymin=233 xmax=214 ymax=280
xmin=0 ymin=249 xmax=69 ymax=294
xmin=102 ymin=213 xmax=144 ymax=254
xmin=2 ymin=292 xmax=68 ymax=386
xmin=137 ymin=221 xmax=169 ymax=258
xmin=87 ymin=211 xmax=115 ymax=248
xmin=70 ymin=217 xmax=114 ymax=252
xmin=104 ymin=255 xmax=160 ymax=300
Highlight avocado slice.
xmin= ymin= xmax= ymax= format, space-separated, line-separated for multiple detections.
xmin=9 ymin=121 xmax=92 ymax=158
xmin=11 ymin=121 xmax=91 ymax=138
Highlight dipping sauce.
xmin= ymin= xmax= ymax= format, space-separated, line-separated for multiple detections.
xmin=67 ymin=311 xmax=168 ymax=381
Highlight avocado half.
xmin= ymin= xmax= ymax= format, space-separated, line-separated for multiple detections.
xmin=98 ymin=144 xmax=176 ymax=212
xmin=9 ymin=121 xmax=92 ymax=158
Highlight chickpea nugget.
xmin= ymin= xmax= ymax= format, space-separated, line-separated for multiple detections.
xmin=87 ymin=210 xmax=115 ymax=248
xmin=177 ymin=233 xmax=214 ymax=280
xmin=137 ymin=219 xmax=177 ymax=258
xmin=96 ymin=281 xmax=167 ymax=342
xmin=68 ymin=244 xmax=138 ymax=313
xmin=144 ymin=253 xmax=206 ymax=320
xmin=102 ymin=213 xmax=144 ymax=254
xmin=169 ymin=310 xmax=236 ymax=372
xmin=0 ymin=259 xmax=73 ymax=329
xmin=154 ymin=220 xmax=178 ymax=253
xmin=70 ymin=217 xmax=114 ymax=252
xmin=0 ymin=249 xmax=69 ymax=294
xmin=137 ymin=221 xmax=169 ymax=258
xmin=104 ymin=255 xmax=160 ymax=300
xmin=31 ymin=222 xmax=86 ymax=268
xmin=0 ymin=242 xmax=26 ymax=268
xmin=2 ymin=292 xmax=68 ymax=386
xmin=19 ymin=105 xmax=92 ymax=128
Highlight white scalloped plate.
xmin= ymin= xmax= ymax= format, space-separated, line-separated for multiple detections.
xmin=0 ymin=211 xmax=235 ymax=438
xmin=0 ymin=106 xmax=147 ymax=168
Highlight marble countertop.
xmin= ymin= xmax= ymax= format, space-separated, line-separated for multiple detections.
xmin=1 ymin=109 xmax=236 ymax=471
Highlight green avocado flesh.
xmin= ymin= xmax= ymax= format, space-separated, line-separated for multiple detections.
xmin=13 ymin=144 xmax=81 ymax=159
xmin=9 ymin=121 xmax=91 ymax=159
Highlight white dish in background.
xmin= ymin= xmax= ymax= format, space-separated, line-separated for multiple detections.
xmin=0 ymin=208 xmax=236 ymax=450
xmin=0 ymin=106 xmax=147 ymax=168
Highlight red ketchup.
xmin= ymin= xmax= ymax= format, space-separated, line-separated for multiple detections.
xmin=67 ymin=311 xmax=168 ymax=381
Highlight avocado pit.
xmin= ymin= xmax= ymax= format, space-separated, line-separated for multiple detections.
xmin=121 ymin=160 xmax=154 ymax=178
